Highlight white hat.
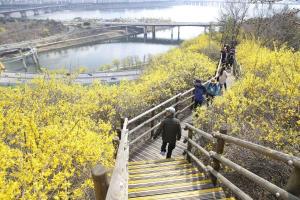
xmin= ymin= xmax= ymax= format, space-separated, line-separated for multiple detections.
xmin=165 ymin=107 xmax=176 ymax=114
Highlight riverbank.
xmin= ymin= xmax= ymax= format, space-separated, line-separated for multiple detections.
xmin=0 ymin=18 xmax=67 ymax=45
xmin=1 ymin=18 xmax=172 ymax=58
xmin=37 ymin=27 xmax=140 ymax=53
xmin=0 ymin=19 xmax=138 ymax=52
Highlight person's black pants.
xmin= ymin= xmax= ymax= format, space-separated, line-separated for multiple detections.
xmin=206 ymin=93 xmax=214 ymax=106
xmin=220 ymin=82 xmax=227 ymax=90
xmin=161 ymin=141 xmax=176 ymax=158
xmin=194 ymin=100 xmax=203 ymax=109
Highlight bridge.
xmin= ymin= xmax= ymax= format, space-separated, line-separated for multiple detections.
xmin=90 ymin=60 xmax=300 ymax=200
xmin=0 ymin=47 xmax=41 ymax=72
xmin=103 ymin=22 xmax=220 ymax=40
xmin=127 ymin=37 xmax=184 ymax=44
xmin=102 ymin=22 xmax=220 ymax=27
xmin=0 ymin=5 xmax=67 ymax=18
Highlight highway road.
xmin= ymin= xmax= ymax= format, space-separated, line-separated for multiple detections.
xmin=0 ymin=69 xmax=141 ymax=86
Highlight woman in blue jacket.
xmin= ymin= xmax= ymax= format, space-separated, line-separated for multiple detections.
xmin=205 ymin=78 xmax=221 ymax=106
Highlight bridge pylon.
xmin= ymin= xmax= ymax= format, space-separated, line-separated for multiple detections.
xmin=33 ymin=9 xmax=39 ymax=16
xmin=20 ymin=11 xmax=27 ymax=19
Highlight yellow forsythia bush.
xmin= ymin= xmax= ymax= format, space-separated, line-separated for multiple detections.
xmin=195 ymin=40 xmax=300 ymax=155
xmin=0 ymin=79 xmax=116 ymax=199
xmin=117 ymin=46 xmax=216 ymax=117
xmin=0 ymin=34 xmax=217 ymax=199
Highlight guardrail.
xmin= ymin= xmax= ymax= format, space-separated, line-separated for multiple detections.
xmin=183 ymin=123 xmax=300 ymax=200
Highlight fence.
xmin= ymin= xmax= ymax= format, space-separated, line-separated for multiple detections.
xmin=92 ymin=83 xmax=197 ymax=200
xmin=184 ymin=123 xmax=300 ymax=200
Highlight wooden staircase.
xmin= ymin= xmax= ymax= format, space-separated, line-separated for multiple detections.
xmin=95 ymin=78 xmax=300 ymax=200
xmin=128 ymin=157 xmax=233 ymax=200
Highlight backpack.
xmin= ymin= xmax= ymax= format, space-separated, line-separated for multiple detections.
xmin=207 ymin=83 xmax=220 ymax=96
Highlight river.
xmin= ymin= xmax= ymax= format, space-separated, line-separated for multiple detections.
xmin=5 ymin=2 xmax=299 ymax=72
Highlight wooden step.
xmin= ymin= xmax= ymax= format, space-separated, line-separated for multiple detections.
xmin=129 ymin=167 xmax=199 ymax=181
xmin=128 ymin=179 xmax=215 ymax=198
xmin=129 ymin=157 xmax=185 ymax=166
xmin=128 ymin=157 xmax=231 ymax=200
xmin=129 ymin=163 xmax=192 ymax=175
xmin=129 ymin=159 xmax=188 ymax=169
xmin=129 ymin=187 xmax=225 ymax=199
xmin=129 ymin=173 xmax=205 ymax=188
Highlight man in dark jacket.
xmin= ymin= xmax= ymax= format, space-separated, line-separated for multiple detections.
xmin=153 ymin=107 xmax=181 ymax=159
xmin=194 ymin=79 xmax=206 ymax=109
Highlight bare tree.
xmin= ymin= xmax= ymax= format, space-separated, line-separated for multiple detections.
xmin=218 ymin=0 xmax=250 ymax=45
xmin=244 ymin=7 xmax=300 ymax=50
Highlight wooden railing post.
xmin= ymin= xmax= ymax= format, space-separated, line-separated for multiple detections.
xmin=286 ymin=166 xmax=300 ymax=196
xmin=113 ymin=118 xmax=124 ymax=159
xmin=191 ymin=91 xmax=195 ymax=110
xmin=150 ymin=104 xmax=156 ymax=137
xmin=187 ymin=129 xmax=193 ymax=163
xmin=211 ymin=127 xmax=227 ymax=185
xmin=120 ymin=117 xmax=125 ymax=134
xmin=113 ymin=133 xmax=120 ymax=159
xmin=175 ymin=95 xmax=180 ymax=112
xmin=92 ymin=164 xmax=109 ymax=200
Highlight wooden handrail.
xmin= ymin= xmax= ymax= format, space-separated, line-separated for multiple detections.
xmin=129 ymin=123 xmax=161 ymax=146
xmin=128 ymin=86 xmax=196 ymax=135
xmin=210 ymin=152 xmax=300 ymax=200
xmin=129 ymin=91 xmax=195 ymax=145
xmin=184 ymin=123 xmax=300 ymax=200
xmin=185 ymin=150 xmax=208 ymax=172
xmin=185 ymin=123 xmax=214 ymax=141
xmin=127 ymin=59 xmax=218 ymax=127
xmin=128 ymin=109 xmax=166 ymax=135
xmin=185 ymin=123 xmax=300 ymax=168
xmin=127 ymin=93 xmax=182 ymax=125
xmin=106 ymin=118 xmax=129 ymax=200
xmin=206 ymin=165 xmax=253 ymax=200
xmin=176 ymin=102 xmax=194 ymax=115
xmin=185 ymin=150 xmax=253 ymax=200
xmin=215 ymin=57 xmax=223 ymax=77
xmin=212 ymin=132 xmax=300 ymax=169
xmin=181 ymin=87 xmax=194 ymax=96
xmin=179 ymin=94 xmax=194 ymax=104
xmin=184 ymin=137 xmax=210 ymax=157
xmin=128 ymin=95 xmax=191 ymax=135
xmin=122 ymin=117 xmax=129 ymax=131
